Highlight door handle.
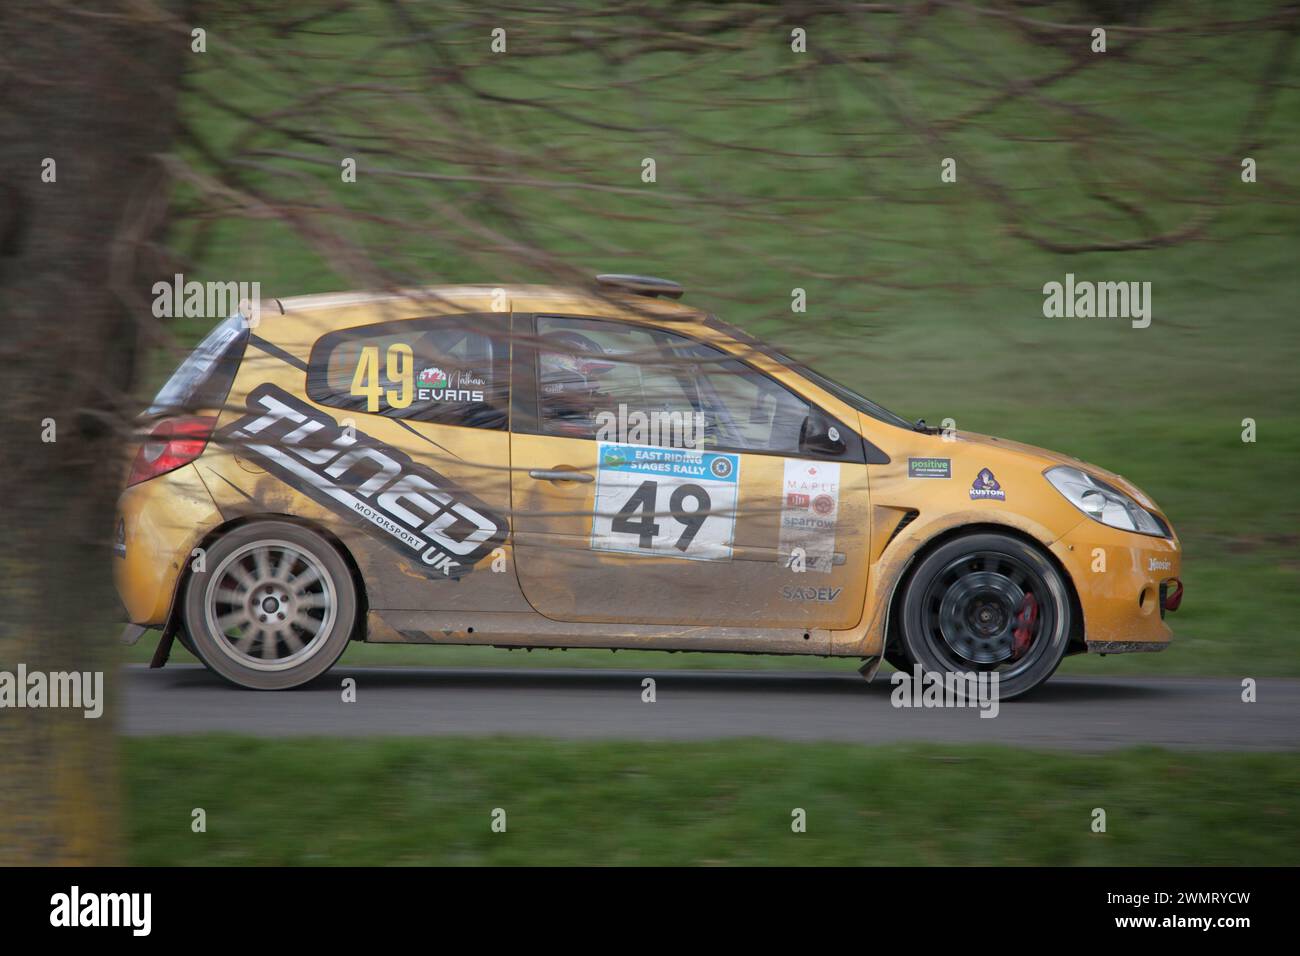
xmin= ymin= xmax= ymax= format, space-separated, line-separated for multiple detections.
xmin=529 ymin=468 xmax=594 ymax=483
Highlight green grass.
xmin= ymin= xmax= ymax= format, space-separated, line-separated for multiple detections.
xmin=142 ymin=0 xmax=1300 ymax=677
xmin=124 ymin=736 xmax=1300 ymax=865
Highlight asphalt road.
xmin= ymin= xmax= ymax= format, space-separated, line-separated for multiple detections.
xmin=118 ymin=664 xmax=1300 ymax=751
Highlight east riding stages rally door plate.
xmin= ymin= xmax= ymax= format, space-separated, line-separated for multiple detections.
xmin=591 ymin=443 xmax=740 ymax=561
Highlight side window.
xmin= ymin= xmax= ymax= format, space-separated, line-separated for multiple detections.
xmin=669 ymin=339 xmax=810 ymax=455
xmin=308 ymin=316 xmax=508 ymax=429
xmin=536 ymin=316 xmax=698 ymax=443
xmin=535 ymin=315 xmax=830 ymax=456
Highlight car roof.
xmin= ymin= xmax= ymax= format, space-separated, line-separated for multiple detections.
xmin=256 ymin=283 xmax=878 ymax=440
xmin=274 ymin=285 xmax=704 ymax=327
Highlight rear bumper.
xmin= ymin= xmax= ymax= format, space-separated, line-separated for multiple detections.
xmin=113 ymin=462 xmax=222 ymax=626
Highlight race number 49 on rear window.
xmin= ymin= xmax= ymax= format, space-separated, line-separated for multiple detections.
xmin=591 ymin=443 xmax=740 ymax=561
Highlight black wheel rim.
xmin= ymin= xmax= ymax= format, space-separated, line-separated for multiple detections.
xmin=919 ymin=549 xmax=1055 ymax=677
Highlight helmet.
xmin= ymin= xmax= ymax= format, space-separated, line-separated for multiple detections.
xmin=539 ymin=331 xmax=616 ymax=436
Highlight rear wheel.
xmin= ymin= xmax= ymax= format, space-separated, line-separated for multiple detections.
xmin=182 ymin=521 xmax=357 ymax=690
xmin=899 ymin=533 xmax=1071 ymax=700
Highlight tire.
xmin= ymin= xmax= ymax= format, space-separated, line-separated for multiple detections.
xmin=175 ymin=628 xmax=197 ymax=657
xmin=883 ymin=640 xmax=914 ymax=673
xmin=181 ymin=520 xmax=358 ymax=690
xmin=898 ymin=532 xmax=1071 ymax=700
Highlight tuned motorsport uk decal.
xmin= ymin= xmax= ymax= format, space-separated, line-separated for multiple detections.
xmin=218 ymin=384 xmax=507 ymax=578
xmin=908 ymin=457 xmax=951 ymax=479
xmin=969 ymin=468 xmax=1006 ymax=501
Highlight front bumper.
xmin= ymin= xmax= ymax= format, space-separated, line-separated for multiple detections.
xmin=1050 ymin=517 xmax=1182 ymax=653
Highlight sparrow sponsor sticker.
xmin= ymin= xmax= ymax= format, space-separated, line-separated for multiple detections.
xmin=969 ymin=467 xmax=1006 ymax=501
xmin=779 ymin=459 xmax=840 ymax=573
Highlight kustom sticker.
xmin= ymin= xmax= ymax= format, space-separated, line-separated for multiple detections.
xmin=969 ymin=468 xmax=1006 ymax=501
xmin=779 ymin=459 xmax=840 ymax=573
xmin=591 ymin=443 xmax=740 ymax=560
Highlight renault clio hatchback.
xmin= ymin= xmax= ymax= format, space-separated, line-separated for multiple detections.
xmin=115 ymin=275 xmax=1182 ymax=697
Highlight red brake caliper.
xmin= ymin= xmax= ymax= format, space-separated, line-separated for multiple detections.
xmin=1011 ymin=592 xmax=1039 ymax=660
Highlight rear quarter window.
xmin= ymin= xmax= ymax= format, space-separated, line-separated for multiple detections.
xmin=306 ymin=315 xmax=509 ymax=430
xmin=146 ymin=314 xmax=249 ymax=417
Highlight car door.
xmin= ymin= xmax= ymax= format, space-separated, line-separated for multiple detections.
xmin=508 ymin=313 xmax=871 ymax=630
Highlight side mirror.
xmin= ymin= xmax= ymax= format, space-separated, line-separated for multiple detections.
xmin=799 ymin=412 xmax=846 ymax=457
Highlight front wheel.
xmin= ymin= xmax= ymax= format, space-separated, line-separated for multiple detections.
xmin=899 ymin=533 xmax=1071 ymax=700
xmin=182 ymin=520 xmax=358 ymax=690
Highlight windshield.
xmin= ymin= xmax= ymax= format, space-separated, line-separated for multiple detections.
xmin=704 ymin=315 xmax=914 ymax=430
xmin=146 ymin=314 xmax=250 ymax=417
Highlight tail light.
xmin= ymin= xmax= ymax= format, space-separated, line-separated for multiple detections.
xmin=126 ymin=416 xmax=217 ymax=487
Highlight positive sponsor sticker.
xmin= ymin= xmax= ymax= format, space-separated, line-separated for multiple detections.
xmin=969 ymin=467 xmax=1006 ymax=501
xmin=779 ymin=459 xmax=840 ymax=573
xmin=591 ymin=443 xmax=740 ymax=560
xmin=908 ymin=456 xmax=951 ymax=479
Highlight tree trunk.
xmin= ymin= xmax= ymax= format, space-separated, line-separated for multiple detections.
xmin=0 ymin=1 xmax=188 ymax=865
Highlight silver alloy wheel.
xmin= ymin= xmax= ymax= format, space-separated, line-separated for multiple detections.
xmin=203 ymin=540 xmax=338 ymax=672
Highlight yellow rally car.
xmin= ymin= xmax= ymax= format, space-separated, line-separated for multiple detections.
xmin=115 ymin=275 xmax=1182 ymax=697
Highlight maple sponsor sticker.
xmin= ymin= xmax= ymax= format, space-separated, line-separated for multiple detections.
xmin=779 ymin=459 xmax=840 ymax=573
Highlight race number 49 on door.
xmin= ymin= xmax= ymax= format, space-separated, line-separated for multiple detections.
xmin=591 ymin=443 xmax=740 ymax=561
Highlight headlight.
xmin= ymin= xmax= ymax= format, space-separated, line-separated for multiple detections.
xmin=1044 ymin=466 xmax=1168 ymax=537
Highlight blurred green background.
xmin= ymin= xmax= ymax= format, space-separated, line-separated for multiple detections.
xmin=119 ymin=0 xmax=1298 ymax=865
